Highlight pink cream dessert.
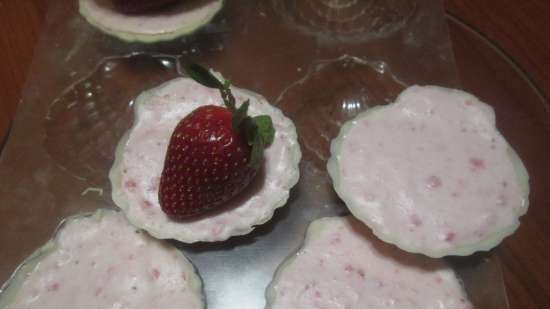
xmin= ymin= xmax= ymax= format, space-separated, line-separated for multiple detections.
xmin=109 ymin=78 xmax=301 ymax=243
xmin=0 ymin=210 xmax=203 ymax=309
xmin=327 ymin=85 xmax=529 ymax=257
xmin=266 ymin=216 xmax=472 ymax=309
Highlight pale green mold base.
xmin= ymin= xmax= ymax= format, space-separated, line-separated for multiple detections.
xmin=0 ymin=241 xmax=56 ymax=309
xmin=79 ymin=0 xmax=224 ymax=43
xmin=0 ymin=209 xmax=205 ymax=309
xmin=326 ymin=95 xmax=530 ymax=258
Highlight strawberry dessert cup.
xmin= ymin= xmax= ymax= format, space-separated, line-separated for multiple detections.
xmin=109 ymin=74 xmax=301 ymax=243
xmin=0 ymin=210 xmax=203 ymax=309
xmin=267 ymin=216 xmax=472 ymax=309
xmin=328 ymin=85 xmax=529 ymax=257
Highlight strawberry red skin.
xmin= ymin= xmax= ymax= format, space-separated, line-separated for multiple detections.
xmin=159 ymin=105 xmax=258 ymax=220
xmin=112 ymin=0 xmax=180 ymax=14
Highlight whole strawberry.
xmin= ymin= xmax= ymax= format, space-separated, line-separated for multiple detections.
xmin=112 ymin=0 xmax=180 ymax=14
xmin=159 ymin=64 xmax=275 ymax=220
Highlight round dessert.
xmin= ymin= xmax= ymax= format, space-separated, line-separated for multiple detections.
xmin=327 ymin=85 xmax=529 ymax=257
xmin=266 ymin=216 xmax=472 ymax=309
xmin=0 ymin=209 xmax=203 ymax=309
xmin=79 ymin=0 xmax=224 ymax=43
xmin=109 ymin=77 xmax=301 ymax=243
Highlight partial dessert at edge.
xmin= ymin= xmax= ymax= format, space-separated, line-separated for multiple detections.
xmin=79 ymin=0 xmax=224 ymax=42
xmin=0 ymin=210 xmax=203 ymax=309
xmin=267 ymin=216 xmax=472 ymax=309
xmin=328 ymin=85 xmax=529 ymax=257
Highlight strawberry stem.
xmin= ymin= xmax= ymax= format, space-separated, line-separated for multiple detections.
xmin=184 ymin=63 xmax=276 ymax=168
xmin=220 ymin=87 xmax=236 ymax=112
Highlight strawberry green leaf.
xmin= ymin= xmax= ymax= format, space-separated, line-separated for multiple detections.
xmin=244 ymin=115 xmax=274 ymax=168
xmin=232 ymin=100 xmax=250 ymax=130
xmin=253 ymin=115 xmax=275 ymax=146
xmin=184 ymin=63 xmax=224 ymax=89
xmin=242 ymin=118 xmax=257 ymax=146
xmin=249 ymin=133 xmax=265 ymax=168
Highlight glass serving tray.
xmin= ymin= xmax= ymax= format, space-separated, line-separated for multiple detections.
xmin=5 ymin=0 xmax=548 ymax=308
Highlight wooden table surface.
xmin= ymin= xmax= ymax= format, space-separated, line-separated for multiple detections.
xmin=0 ymin=1 xmax=548 ymax=308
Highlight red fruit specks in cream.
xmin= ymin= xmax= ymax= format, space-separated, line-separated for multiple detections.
xmin=469 ymin=157 xmax=486 ymax=171
xmin=268 ymin=217 xmax=472 ymax=309
xmin=330 ymin=86 xmax=529 ymax=256
xmin=5 ymin=211 xmax=203 ymax=309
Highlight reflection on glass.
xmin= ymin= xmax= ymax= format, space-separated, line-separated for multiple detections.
xmin=273 ymin=0 xmax=417 ymax=42
xmin=276 ymin=56 xmax=406 ymax=168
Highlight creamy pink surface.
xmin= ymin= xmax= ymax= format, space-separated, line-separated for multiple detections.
xmin=4 ymin=211 xmax=202 ymax=309
xmin=113 ymin=78 xmax=300 ymax=242
xmin=330 ymin=86 xmax=528 ymax=256
xmin=80 ymin=0 xmax=222 ymax=35
xmin=267 ymin=216 xmax=472 ymax=309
